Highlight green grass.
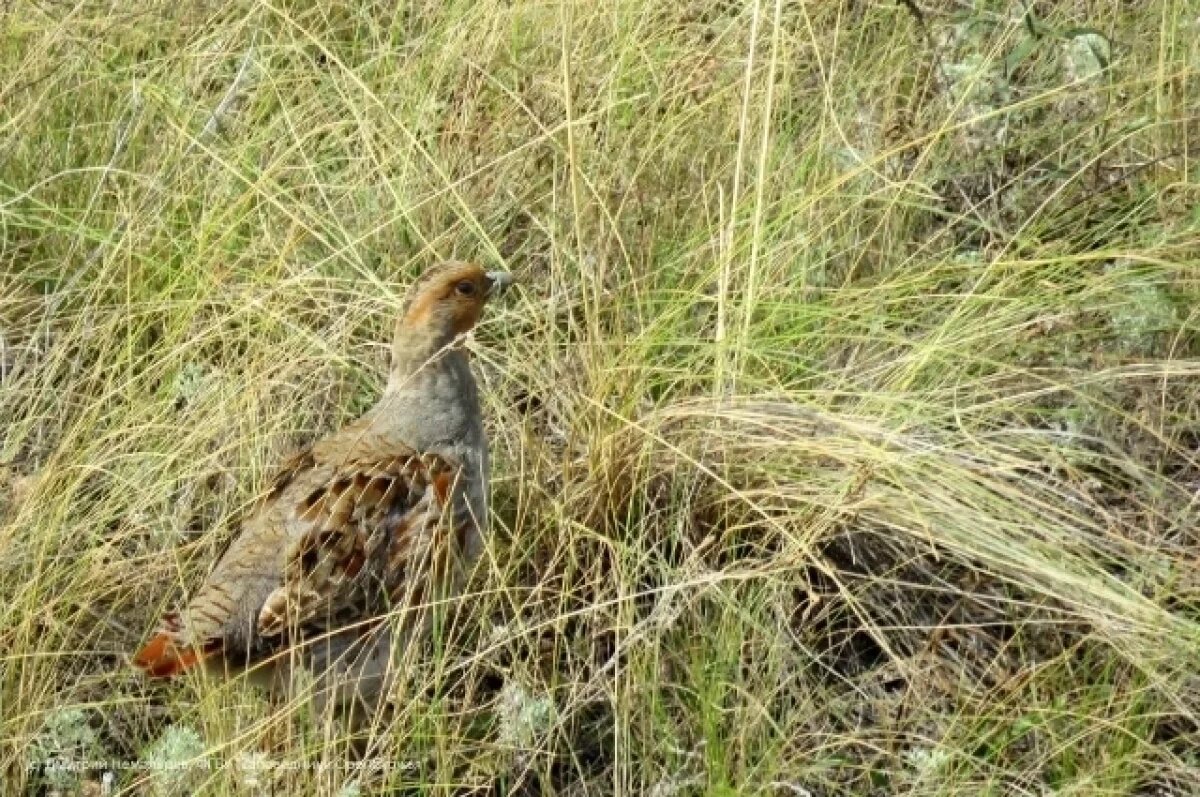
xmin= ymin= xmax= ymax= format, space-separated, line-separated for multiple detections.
xmin=2 ymin=0 xmax=1198 ymax=794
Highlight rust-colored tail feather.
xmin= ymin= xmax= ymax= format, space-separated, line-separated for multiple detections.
xmin=133 ymin=633 xmax=215 ymax=678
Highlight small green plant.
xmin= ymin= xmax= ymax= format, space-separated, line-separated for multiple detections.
xmin=141 ymin=724 xmax=209 ymax=797
xmin=28 ymin=708 xmax=105 ymax=794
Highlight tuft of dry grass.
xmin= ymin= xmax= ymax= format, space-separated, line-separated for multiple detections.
xmin=2 ymin=1 xmax=1198 ymax=794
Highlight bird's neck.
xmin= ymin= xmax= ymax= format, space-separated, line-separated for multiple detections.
xmin=387 ymin=324 xmax=463 ymax=390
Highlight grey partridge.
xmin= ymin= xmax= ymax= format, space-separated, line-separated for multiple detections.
xmin=134 ymin=261 xmax=511 ymax=712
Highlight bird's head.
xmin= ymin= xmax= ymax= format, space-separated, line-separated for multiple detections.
xmin=392 ymin=261 xmax=513 ymax=372
xmin=399 ymin=261 xmax=512 ymax=338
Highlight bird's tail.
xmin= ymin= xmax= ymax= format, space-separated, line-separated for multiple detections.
xmin=132 ymin=613 xmax=220 ymax=677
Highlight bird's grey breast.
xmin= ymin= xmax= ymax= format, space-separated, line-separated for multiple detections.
xmin=381 ymin=352 xmax=484 ymax=454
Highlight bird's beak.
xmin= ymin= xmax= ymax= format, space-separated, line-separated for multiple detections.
xmin=485 ymin=271 xmax=514 ymax=297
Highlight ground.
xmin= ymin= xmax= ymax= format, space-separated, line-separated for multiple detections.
xmin=1 ymin=1 xmax=1198 ymax=795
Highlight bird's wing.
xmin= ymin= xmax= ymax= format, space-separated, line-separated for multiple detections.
xmin=255 ymin=446 xmax=461 ymax=638
xmin=133 ymin=423 xmax=465 ymax=678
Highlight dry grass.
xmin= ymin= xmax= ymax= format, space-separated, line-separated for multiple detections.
xmin=2 ymin=1 xmax=1198 ymax=794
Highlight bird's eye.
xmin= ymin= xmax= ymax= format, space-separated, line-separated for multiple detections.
xmin=455 ymin=280 xmax=477 ymax=297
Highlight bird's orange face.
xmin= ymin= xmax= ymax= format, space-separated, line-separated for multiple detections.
xmin=401 ymin=262 xmax=512 ymax=337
